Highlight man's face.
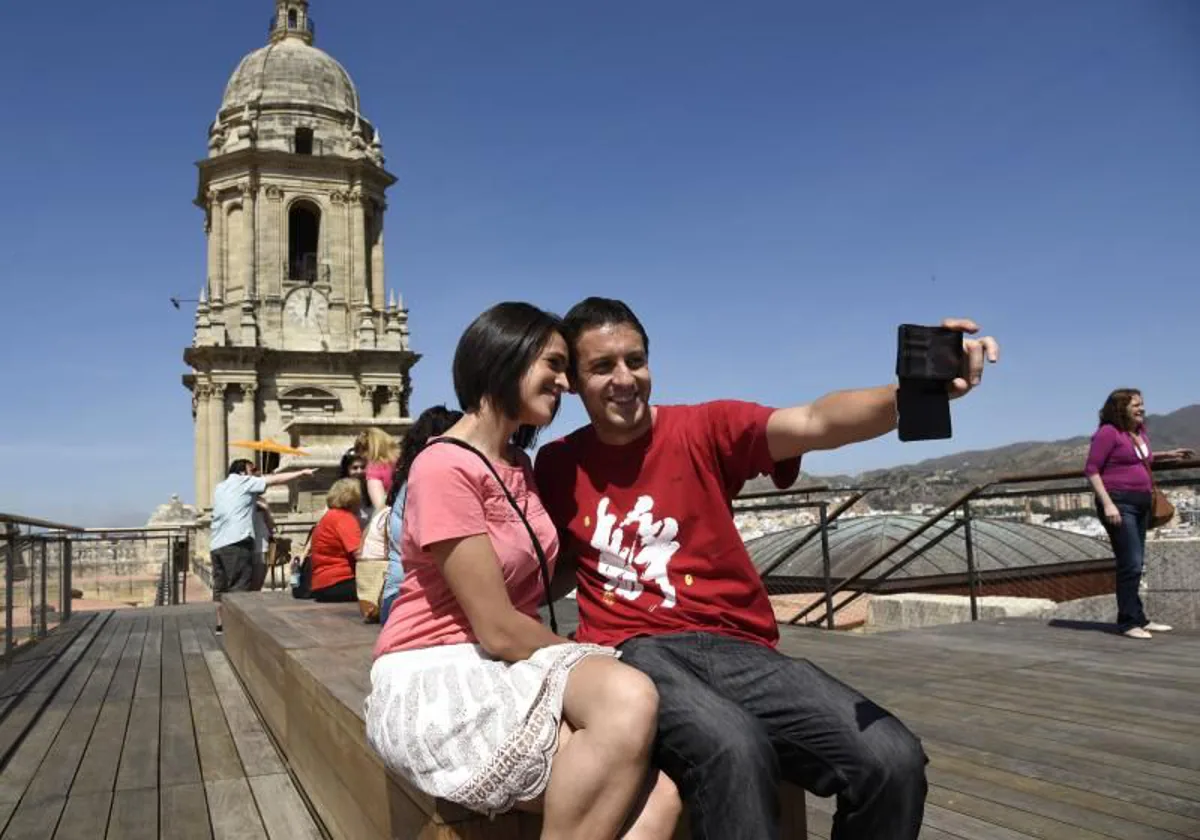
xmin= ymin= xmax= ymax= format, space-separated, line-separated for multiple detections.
xmin=572 ymin=323 xmax=652 ymax=445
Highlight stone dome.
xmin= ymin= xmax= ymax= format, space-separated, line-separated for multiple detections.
xmin=220 ymin=37 xmax=359 ymax=117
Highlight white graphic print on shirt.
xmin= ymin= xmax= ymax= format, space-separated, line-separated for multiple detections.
xmin=589 ymin=495 xmax=680 ymax=609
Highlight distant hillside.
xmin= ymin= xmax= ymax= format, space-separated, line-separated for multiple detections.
xmin=743 ymin=403 xmax=1200 ymax=508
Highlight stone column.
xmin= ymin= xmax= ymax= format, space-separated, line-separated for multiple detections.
xmin=387 ymin=385 xmax=403 ymax=419
xmin=351 ymin=190 xmax=367 ymax=309
xmin=370 ymin=207 xmax=385 ymax=311
xmin=242 ymin=181 xmax=258 ymax=300
xmin=262 ymin=185 xmax=284 ymax=300
xmin=194 ymin=385 xmax=211 ymax=509
xmin=208 ymin=383 xmax=228 ymax=505
xmin=209 ymin=191 xmax=225 ymax=301
xmin=234 ymin=383 xmax=258 ymax=450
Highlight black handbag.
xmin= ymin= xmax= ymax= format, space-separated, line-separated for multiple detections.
xmin=430 ymin=438 xmax=558 ymax=634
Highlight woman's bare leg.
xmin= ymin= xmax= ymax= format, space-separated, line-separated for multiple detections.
xmin=519 ymin=731 xmax=680 ymax=840
xmin=620 ymin=771 xmax=682 ymax=840
xmin=538 ymin=656 xmax=661 ymax=840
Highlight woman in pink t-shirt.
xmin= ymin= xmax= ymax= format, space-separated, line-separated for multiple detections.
xmin=364 ymin=303 xmax=679 ymax=840
xmin=355 ymin=427 xmax=399 ymax=511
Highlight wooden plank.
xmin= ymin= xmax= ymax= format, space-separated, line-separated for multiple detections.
xmin=926 ymin=738 xmax=1200 ymax=820
xmin=161 ymin=783 xmax=212 ymax=840
xmin=204 ymin=779 xmax=267 ymax=840
xmin=929 ymin=754 xmax=1200 ymax=838
xmin=190 ymin=694 xmax=245 ymax=783
xmin=107 ymin=788 xmax=156 ymax=840
xmin=114 ymin=617 xmax=162 ymax=793
xmin=0 ymin=795 xmax=65 ymax=840
xmin=52 ymin=791 xmax=112 ymax=840
xmin=201 ymin=651 xmax=283 ymax=778
xmin=20 ymin=618 xmax=127 ymax=802
xmin=0 ymin=624 xmax=109 ymax=805
xmin=901 ymin=701 xmax=1200 ymax=805
xmin=247 ymin=774 xmax=322 ymax=840
xmin=160 ymin=695 xmax=202 ymax=788
xmin=68 ymin=618 xmax=145 ymax=796
xmin=0 ymin=615 xmax=106 ymax=765
xmin=160 ymin=616 xmax=188 ymax=699
xmin=884 ymin=692 xmax=1200 ymax=777
xmin=133 ymin=615 xmax=163 ymax=699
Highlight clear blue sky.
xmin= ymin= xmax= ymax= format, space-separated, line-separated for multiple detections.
xmin=1 ymin=0 xmax=1197 ymax=525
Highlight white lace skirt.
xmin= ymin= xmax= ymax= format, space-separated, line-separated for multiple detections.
xmin=364 ymin=641 xmax=618 ymax=817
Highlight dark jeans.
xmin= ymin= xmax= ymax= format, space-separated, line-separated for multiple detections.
xmin=312 ymin=578 xmax=357 ymax=603
xmin=211 ymin=539 xmax=255 ymax=601
xmin=1099 ymin=490 xmax=1150 ymax=631
xmin=619 ymin=632 xmax=927 ymax=840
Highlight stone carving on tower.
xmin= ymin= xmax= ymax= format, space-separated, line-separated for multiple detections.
xmin=183 ymin=0 xmax=419 ymax=523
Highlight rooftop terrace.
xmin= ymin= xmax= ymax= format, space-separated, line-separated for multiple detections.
xmin=1 ymin=600 xmax=1197 ymax=839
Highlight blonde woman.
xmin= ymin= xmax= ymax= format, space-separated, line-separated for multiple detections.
xmin=310 ymin=478 xmax=364 ymax=603
xmin=355 ymin=427 xmax=400 ymax=511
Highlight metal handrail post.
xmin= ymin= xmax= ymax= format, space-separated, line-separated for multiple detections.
xmin=62 ymin=538 xmax=73 ymax=621
xmin=5 ymin=523 xmax=16 ymax=657
xmin=962 ymin=501 xmax=979 ymax=621
xmin=818 ymin=503 xmax=835 ymax=629
xmin=39 ymin=540 xmax=48 ymax=637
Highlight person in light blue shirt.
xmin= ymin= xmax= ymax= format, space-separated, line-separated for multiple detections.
xmin=211 ymin=459 xmax=314 ymax=632
xmin=378 ymin=406 xmax=462 ymax=625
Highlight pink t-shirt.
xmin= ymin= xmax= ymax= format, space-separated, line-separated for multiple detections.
xmin=373 ymin=441 xmax=560 ymax=657
xmin=365 ymin=460 xmax=393 ymax=495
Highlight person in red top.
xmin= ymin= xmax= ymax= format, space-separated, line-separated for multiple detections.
xmin=534 ymin=297 xmax=1000 ymax=840
xmin=310 ymin=478 xmax=364 ymax=602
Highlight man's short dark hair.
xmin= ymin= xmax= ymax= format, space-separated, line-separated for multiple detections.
xmin=560 ymin=297 xmax=650 ymax=372
xmin=452 ymin=302 xmax=562 ymax=448
xmin=227 ymin=459 xmax=254 ymax=476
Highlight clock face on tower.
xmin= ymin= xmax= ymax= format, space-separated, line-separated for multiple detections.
xmin=284 ymin=287 xmax=329 ymax=332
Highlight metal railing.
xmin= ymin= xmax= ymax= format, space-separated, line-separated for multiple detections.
xmin=781 ymin=459 xmax=1200 ymax=628
xmin=2 ymin=513 xmax=83 ymax=659
xmin=2 ymin=516 xmax=197 ymax=659
xmin=735 ymin=485 xmax=882 ymax=628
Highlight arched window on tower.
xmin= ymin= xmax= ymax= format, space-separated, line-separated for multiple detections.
xmin=295 ymin=127 xmax=313 ymax=155
xmin=289 ymin=202 xmax=320 ymax=283
xmin=288 ymin=9 xmax=298 ymax=28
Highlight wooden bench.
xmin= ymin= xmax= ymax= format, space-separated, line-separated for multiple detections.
xmin=221 ymin=593 xmax=806 ymax=839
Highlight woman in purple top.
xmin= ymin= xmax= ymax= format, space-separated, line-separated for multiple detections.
xmin=1084 ymin=389 xmax=1193 ymax=638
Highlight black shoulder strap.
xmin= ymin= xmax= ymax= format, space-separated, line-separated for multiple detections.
xmin=429 ymin=438 xmax=558 ymax=634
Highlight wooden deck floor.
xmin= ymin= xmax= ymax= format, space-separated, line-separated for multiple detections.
xmin=0 ymin=605 xmax=320 ymax=840
xmin=3 ymin=606 xmax=1199 ymax=840
xmin=778 ymin=619 xmax=1200 ymax=840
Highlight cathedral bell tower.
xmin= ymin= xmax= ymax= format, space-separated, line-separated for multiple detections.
xmin=184 ymin=0 xmax=418 ymax=518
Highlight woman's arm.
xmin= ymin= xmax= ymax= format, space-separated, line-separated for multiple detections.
xmin=366 ymin=478 xmax=388 ymax=510
xmin=1084 ymin=427 xmax=1120 ymax=525
xmin=434 ymin=534 xmax=567 ymax=661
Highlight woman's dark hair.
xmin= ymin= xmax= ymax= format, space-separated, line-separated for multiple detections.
xmin=452 ymin=301 xmax=563 ymax=449
xmin=338 ymin=448 xmax=364 ymax=479
xmin=560 ymin=296 xmax=650 ymax=374
xmin=387 ymin=405 xmax=464 ymax=506
xmin=1099 ymin=388 xmax=1143 ymax=433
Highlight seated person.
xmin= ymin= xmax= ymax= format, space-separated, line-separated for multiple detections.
xmin=379 ymin=404 xmax=463 ymax=625
xmin=310 ymin=478 xmax=364 ymax=603
xmin=535 ymin=297 xmax=1000 ymax=840
xmin=364 ymin=302 xmax=679 ymax=840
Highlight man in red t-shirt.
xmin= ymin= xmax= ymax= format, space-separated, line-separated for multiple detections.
xmin=534 ymin=297 xmax=999 ymax=840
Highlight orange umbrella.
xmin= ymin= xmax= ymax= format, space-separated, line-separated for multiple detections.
xmin=229 ymin=439 xmax=308 ymax=457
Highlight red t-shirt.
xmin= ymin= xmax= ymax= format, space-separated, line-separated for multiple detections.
xmin=310 ymin=507 xmax=362 ymax=591
xmin=534 ymin=401 xmax=799 ymax=649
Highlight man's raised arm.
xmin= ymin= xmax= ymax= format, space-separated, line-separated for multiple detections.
xmin=263 ymin=467 xmax=316 ymax=487
xmin=765 ymin=318 xmax=999 ymax=461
